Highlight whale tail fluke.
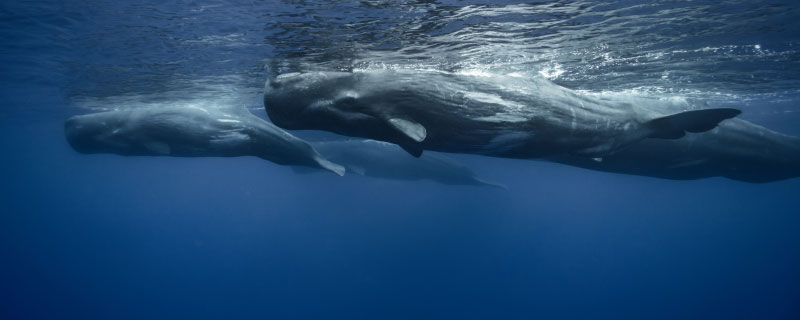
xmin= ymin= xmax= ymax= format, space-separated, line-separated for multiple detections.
xmin=647 ymin=108 xmax=741 ymax=139
xmin=314 ymin=156 xmax=346 ymax=176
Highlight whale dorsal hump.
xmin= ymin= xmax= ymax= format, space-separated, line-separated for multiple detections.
xmin=647 ymin=108 xmax=741 ymax=139
xmin=388 ymin=118 xmax=427 ymax=142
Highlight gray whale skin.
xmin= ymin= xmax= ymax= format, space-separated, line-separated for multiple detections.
xmin=264 ymin=69 xmax=799 ymax=182
xmin=307 ymin=139 xmax=505 ymax=188
xmin=65 ymin=105 xmax=346 ymax=176
xmin=548 ymin=117 xmax=800 ymax=183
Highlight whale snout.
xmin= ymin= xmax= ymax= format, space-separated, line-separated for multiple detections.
xmin=64 ymin=116 xmax=96 ymax=153
xmin=264 ymin=72 xmax=356 ymax=129
xmin=64 ymin=115 xmax=123 ymax=154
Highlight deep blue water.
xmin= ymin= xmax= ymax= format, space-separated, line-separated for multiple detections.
xmin=2 ymin=1 xmax=800 ymax=319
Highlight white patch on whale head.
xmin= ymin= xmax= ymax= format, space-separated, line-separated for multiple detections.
xmin=309 ymin=100 xmax=333 ymax=109
xmin=337 ymin=90 xmax=359 ymax=100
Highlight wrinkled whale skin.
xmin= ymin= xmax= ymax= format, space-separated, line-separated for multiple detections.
xmin=550 ymin=118 xmax=800 ymax=183
xmin=264 ymin=69 xmax=739 ymax=159
xmin=263 ymin=69 xmax=800 ymax=182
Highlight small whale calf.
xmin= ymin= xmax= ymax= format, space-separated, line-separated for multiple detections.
xmin=308 ymin=139 xmax=505 ymax=188
xmin=65 ymin=104 xmax=346 ymax=176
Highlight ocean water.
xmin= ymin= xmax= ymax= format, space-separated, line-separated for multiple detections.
xmin=2 ymin=1 xmax=800 ymax=319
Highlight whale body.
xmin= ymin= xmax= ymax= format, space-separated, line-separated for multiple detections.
xmin=307 ymin=139 xmax=504 ymax=188
xmin=264 ymin=69 xmax=739 ymax=159
xmin=65 ymin=104 xmax=346 ymax=176
xmin=531 ymin=92 xmax=800 ymax=183
xmin=262 ymin=69 xmax=800 ymax=182
xmin=547 ymin=117 xmax=800 ymax=183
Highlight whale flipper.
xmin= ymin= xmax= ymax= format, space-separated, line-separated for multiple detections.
xmin=398 ymin=142 xmax=424 ymax=157
xmin=388 ymin=118 xmax=427 ymax=142
xmin=314 ymin=156 xmax=346 ymax=176
xmin=647 ymin=108 xmax=741 ymax=139
xmin=385 ymin=118 xmax=426 ymax=157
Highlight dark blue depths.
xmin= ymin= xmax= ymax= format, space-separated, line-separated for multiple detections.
xmin=2 ymin=0 xmax=800 ymax=319
xmin=2 ymin=96 xmax=800 ymax=319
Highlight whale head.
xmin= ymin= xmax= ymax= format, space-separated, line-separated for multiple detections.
xmin=264 ymin=71 xmax=427 ymax=156
xmin=264 ymin=71 xmax=365 ymax=128
xmin=65 ymin=112 xmax=134 ymax=154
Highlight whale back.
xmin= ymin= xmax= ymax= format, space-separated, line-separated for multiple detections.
xmin=550 ymin=118 xmax=800 ymax=183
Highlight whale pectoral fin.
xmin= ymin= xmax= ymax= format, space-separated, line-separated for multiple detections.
xmin=313 ymin=155 xmax=346 ymax=176
xmin=398 ymin=141 xmax=424 ymax=157
xmin=387 ymin=118 xmax=427 ymax=142
xmin=646 ymin=108 xmax=741 ymax=139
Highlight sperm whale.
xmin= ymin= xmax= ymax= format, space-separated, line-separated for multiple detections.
xmin=65 ymin=104 xmax=345 ymax=176
xmin=263 ymin=69 xmax=739 ymax=159
xmin=308 ymin=139 xmax=505 ymax=188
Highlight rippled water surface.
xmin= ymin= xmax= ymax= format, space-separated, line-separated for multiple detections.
xmin=3 ymin=1 xmax=799 ymax=100
xmin=2 ymin=1 xmax=800 ymax=319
